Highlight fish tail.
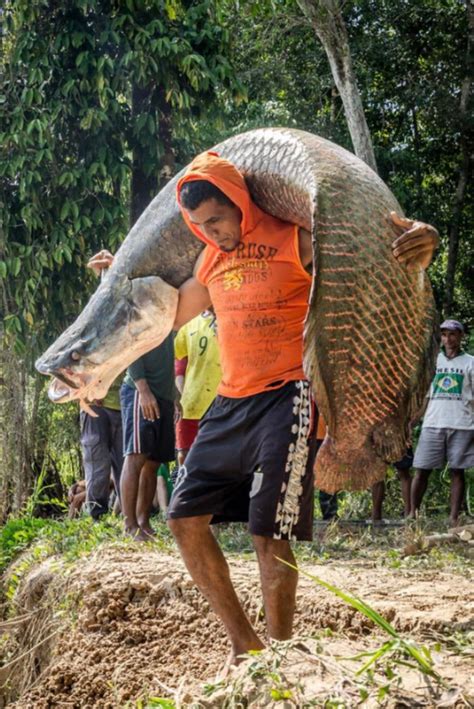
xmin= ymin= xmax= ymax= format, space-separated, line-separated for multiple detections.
xmin=315 ymin=435 xmax=386 ymax=493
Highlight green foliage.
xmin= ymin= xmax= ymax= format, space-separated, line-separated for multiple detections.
xmin=346 ymin=0 xmax=473 ymax=324
xmin=1 ymin=515 xmax=124 ymax=605
xmin=211 ymin=0 xmax=473 ymax=324
xmin=1 ymin=0 xmax=241 ymax=357
xmin=0 ymin=516 xmax=53 ymax=573
xmin=141 ymin=699 xmax=176 ymax=709
xmin=1 ymin=515 xmax=120 ymax=571
xmin=0 ymin=0 xmax=242 ymax=511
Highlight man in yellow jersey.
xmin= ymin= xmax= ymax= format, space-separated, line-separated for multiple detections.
xmin=174 ymin=309 xmax=221 ymax=466
xmin=167 ymin=151 xmax=439 ymax=670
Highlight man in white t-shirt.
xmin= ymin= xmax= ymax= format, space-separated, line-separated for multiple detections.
xmin=411 ymin=319 xmax=474 ymax=526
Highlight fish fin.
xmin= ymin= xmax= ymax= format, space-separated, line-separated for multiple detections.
xmin=315 ymin=436 xmax=386 ymax=493
xmin=371 ymin=284 xmax=439 ymax=463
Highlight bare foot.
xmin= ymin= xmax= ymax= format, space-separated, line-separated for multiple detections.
xmin=125 ymin=526 xmax=150 ymax=542
xmin=125 ymin=525 xmax=141 ymax=538
xmin=215 ymin=642 xmax=264 ymax=683
xmin=214 ymin=652 xmax=239 ymax=682
xmin=139 ymin=525 xmax=156 ymax=539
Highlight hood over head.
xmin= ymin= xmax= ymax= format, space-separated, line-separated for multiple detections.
xmin=176 ymin=151 xmax=264 ymax=248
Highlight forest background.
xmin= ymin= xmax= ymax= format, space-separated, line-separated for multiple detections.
xmin=0 ymin=0 xmax=472 ymax=520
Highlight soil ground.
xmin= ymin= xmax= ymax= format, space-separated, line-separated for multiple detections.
xmin=1 ymin=524 xmax=473 ymax=708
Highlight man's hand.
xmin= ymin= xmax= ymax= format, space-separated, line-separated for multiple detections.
xmin=135 ymin=379 xmax=160 ymax=421
xmin=87 ymin=249 xmax=115 ymax=277
xmin=390 ymin=212 xmax=439 ymax=270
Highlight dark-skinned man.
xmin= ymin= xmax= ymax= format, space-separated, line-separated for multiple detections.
xmin=166 ymin=151 xmax=439 ymax=672
xmin=411 ymin=320 xmax=473 ymax=527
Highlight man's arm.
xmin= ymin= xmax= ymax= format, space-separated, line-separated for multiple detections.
xmin=298 ymin=228 xmax=313 ymax=269
xmin=127 ymin=356 xmax=161 ymax=421
xmin=174 ymin=357 xmax=187 ymax=421
xmin=173 ymin=251 xmax=211 ymax=330
xmin=134 ymin=378 xmax=160 ymax=421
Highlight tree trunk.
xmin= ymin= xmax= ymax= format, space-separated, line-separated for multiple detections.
xmin=130 ymin=84 xmax=176 ymax=228
xmin=156 ymin=87 xmax=176 ymax=192
xmin=443 ymin=0 xmax=473 ymax=316
xmin=297 ymin=0 xmax=378 ymax=173
xmin=130 ymin=83 xmax=159 ymax=228
xmin=0 ymin=344 xmax=33 ymax=520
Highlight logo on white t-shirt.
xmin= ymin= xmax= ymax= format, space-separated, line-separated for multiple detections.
xmin=432 ymin=372 xmax=464 ymax=398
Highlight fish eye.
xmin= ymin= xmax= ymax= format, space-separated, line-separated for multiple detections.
xmin=71 ymin=351 xmax=81 ymax=361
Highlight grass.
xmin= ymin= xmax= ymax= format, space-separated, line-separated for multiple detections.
xmin=278 ymin=558 xmax=442 ymax=680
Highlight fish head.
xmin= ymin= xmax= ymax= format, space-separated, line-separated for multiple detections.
xmin=35 ymin=269 xmax=179 ymax=403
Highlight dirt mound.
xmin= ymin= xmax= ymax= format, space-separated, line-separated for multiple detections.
xmin=4 ymin=546 xmax=474 ymax=707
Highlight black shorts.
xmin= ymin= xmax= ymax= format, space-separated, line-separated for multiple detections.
xmin=120 ymin=383 xmax=175 ymax=463
xmin=168 ymin=380 xmax=316 ymax=541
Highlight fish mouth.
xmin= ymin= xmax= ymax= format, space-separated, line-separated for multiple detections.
xmin=54 ymin=369 xmax=82 ymax=390
xmin=47 ymin=377 xmax=74 ymax=403
xmin=44 ymin=369 xmax=93 ymax=403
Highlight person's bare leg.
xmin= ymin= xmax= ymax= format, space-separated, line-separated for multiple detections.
xmin=252 ymin=536 xmax=297 ymax=641
xmin=397 ymin=470 xmax=412 ymax=516
xmin=410 ymin=468 xmax=432 ymax=518
xmin=449 ymin=469 xmax=465 ymax=527
xmin=155 ymin=475 xmax=169 ymax=515
xmin=169 ymin=516 xmax=264 ymax=661
xmin=177 ymin=449 xmax=189 ymax=467
xmin=121 ymin=453 xmax=147 ymax=537
xmin=371 ymin=481 xmax=385 ymax=522
xmin=137 ymin=459 xmax=158 ymax=536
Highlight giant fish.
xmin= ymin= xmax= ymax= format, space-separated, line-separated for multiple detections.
xmin=36 ymin=128 xmax=438 ymax=492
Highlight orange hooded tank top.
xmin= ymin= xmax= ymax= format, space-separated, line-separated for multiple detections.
xmin=177 ymin=152 xmax=311 ymax=398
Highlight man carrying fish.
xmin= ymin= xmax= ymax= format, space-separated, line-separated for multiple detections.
xmin=37 ymin=128 xmax=440 ymax=671
xmin=164 ymin=151 xmax=439 ymax=669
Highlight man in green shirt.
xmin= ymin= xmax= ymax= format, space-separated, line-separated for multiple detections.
xmin=120 ymin=338 xmax=176 ymax=539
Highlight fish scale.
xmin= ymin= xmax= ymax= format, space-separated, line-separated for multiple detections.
xmin=36 ymin=127 xmax=438 ymax=492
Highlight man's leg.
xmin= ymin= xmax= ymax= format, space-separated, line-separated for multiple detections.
xmin=397 ymin=470 xmax=412 ymax=516
xmin=80 ymin=408 xmax=113 ymax=520
xmin=108 ymin=407 xmax=124 ymax=503
xmin=169 ymin=515 xmax=264 ymax=661
xmin=155 ymin=474 xmax=169 ymax=514
xmin=449 ymin=469 xmax=465 ymax=527
xmin=137 ymin=459 xmax=158 ymax=536
xmin=252 ymin=536 xmax=297 ymax=641
xmin=120 ymin=452 xmax=147 ymax=537
xmin=371 ymin=481 xmax=385 ymax=522
xmin=177 ymin=448 xmax=190 ymax=467
xmin=410 ymin=468 xmax=432 ymax=517
xmin=318 ymin=490 xmax=338 ymax=521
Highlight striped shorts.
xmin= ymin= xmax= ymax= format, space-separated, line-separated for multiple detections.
xmin=168 ymin=380 xmax=317 ymax=541
xmin=120 ymin=383 xmax=175 ymax=463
